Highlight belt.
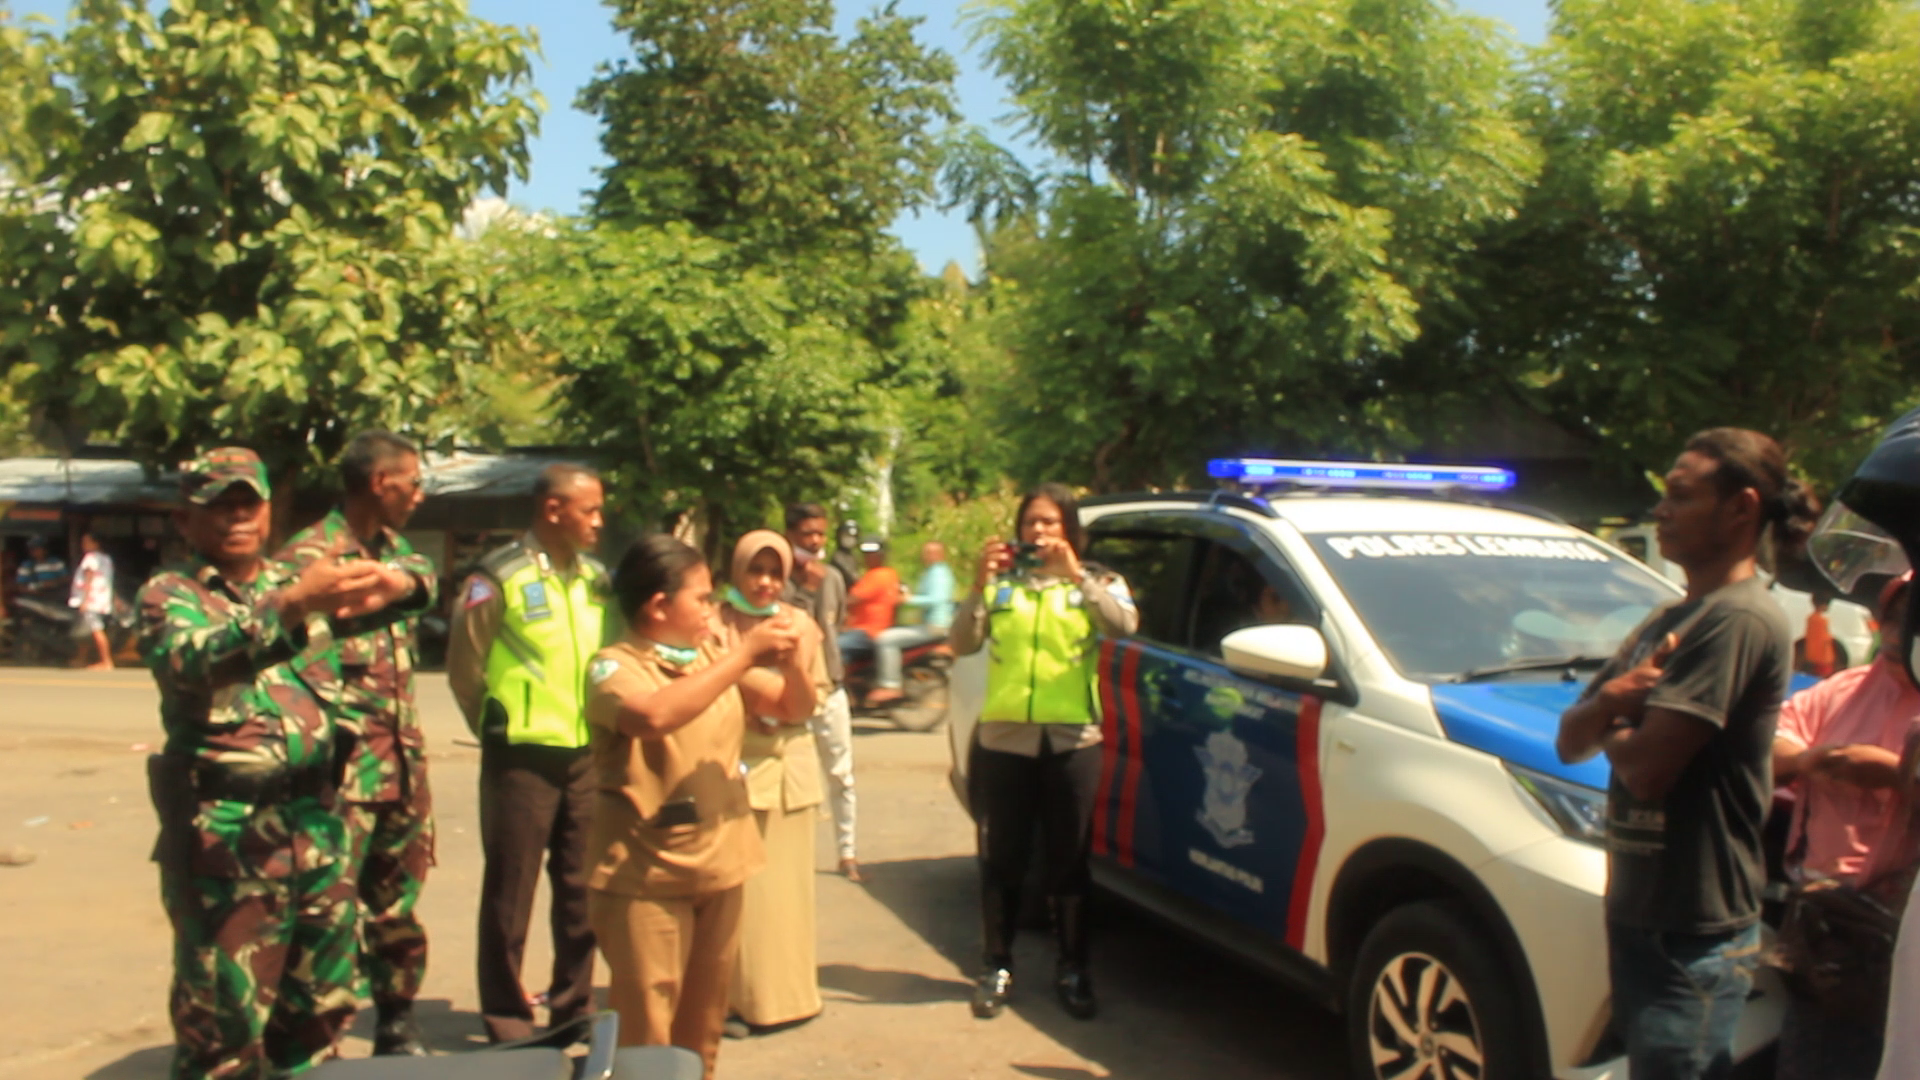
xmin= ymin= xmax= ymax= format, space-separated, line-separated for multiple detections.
xmin=191 ymin=761 xmax=334 ymax=805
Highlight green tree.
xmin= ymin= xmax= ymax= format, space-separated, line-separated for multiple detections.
xmin=971 ymin=0 xmax=1539 ymax=490
xmin=0 ymin=0 xmax=539 ymax=516
xmin=582 ymin=0 xmax=956 ymax=258
xmin=495 ymin=220 xmax=876 ymax=547
xmin=1476 ymin=0 xmax=1920 ymax=484
xmin=555 ymin=0 xmax=963 ymax=535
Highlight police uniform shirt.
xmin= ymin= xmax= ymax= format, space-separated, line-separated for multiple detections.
xmin=447 ymin=531 xmax=603 ymax=736
xmin=582 ymin=640 xmax=766 ymax=899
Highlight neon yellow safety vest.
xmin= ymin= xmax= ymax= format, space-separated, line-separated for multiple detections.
xmin=480 ymin=541 xmax=610 ymax=749
xmin=981 ymin=578 xmax=1102 ymax=725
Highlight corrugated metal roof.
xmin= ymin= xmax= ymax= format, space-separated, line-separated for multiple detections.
xmin=422 ymin=452 xmax=574 ymax=498
xmin=0 ymin=458 xmax=176 ymax=505
xmin=0 ymin=451 xmax=580 ymax=505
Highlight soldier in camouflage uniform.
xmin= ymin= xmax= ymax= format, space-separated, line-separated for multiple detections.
xmin=141 ymin=448 xmax=431 ymax=1080
xmin=273 ymin=432 xmax=438 ymax=1057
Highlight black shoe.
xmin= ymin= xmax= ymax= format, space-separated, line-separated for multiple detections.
xmin=1051 ymin=895 xmax=1097 ymax=1020
xmin=372 ymin=1007 xmax=430 ymax=1057
xmin=1054 ymin=964 xmax=1097 ymax=1020
xmin=971 ymin=967 xmax=1013 ymax=1019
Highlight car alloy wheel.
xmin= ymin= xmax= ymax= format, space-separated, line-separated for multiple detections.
xmin=1367 ymin=950 xmax=1485 ymax=1080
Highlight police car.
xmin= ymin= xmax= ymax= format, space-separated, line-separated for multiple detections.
xmin=947 ymin=460 xmax=1783 ymax=1080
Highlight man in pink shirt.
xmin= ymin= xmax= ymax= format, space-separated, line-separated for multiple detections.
xmin=1771 ymin=574 xmax=1917 ymax=1079
xmin=1775 ymin=576 xmax=1918 ymax=881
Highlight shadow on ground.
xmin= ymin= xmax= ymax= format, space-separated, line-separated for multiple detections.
xmin=818 ymin=962 xmax=973 ymax=1005
xmin=857 ymin=855 xmax=1350 ymax=1080
xmin=82 ymin=999 xmax=489 ymax=1079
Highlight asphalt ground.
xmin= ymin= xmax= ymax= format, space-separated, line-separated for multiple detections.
xmin=0 ymin=668 xmax=1349 ymax=1080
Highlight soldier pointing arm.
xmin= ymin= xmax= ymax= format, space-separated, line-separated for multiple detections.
xmin=140 ymin=447 xmax=420 ymax=1080
xmin=273 ymin=432 xmax=440 ymax=1057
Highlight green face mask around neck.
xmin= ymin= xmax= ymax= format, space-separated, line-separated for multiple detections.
xmin=723 ymin=584 xmax=781 ymax=618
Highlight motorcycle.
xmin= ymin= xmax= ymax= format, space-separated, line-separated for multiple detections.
xmin=310 ymin=1012 xmax=700 ymax=1080
xmin=841 ymin=632 xmax=953 ymax=733
xmin=4 ymin=592 xmax=137 ymax=666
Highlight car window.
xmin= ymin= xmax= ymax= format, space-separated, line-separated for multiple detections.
xmin=1616 ymin=535 xmax=1649 ymax=563
xmin=1186 ymin=541 xmax=1315 ymax=658
xmin=1085 ymin=530 xmax=1196 ymax=648
xmin=1305 ymin=532 xmax=1677 ymax=682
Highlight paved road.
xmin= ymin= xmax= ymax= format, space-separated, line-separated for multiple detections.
xmin=0 ymin=669 xmax=1348 ymax=1079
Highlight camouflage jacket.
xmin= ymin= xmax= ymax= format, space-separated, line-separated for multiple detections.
xmin=137 ymin=557 xmax=339 ymax=779
xmin=275 ymin=507 xmax=438 ymax=803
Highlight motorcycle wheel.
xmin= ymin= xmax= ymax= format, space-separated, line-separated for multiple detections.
xmin=890 ymin=662 xmax=951 ymax=733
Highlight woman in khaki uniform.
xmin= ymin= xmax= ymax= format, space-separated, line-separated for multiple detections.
xmin=583 ymin=535 xmax=817 ymax=1077
xmin=717 ymin=530 xmax=831 ymax=1034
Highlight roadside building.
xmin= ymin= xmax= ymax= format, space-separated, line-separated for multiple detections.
xmin=0 ymin=449 xmax=600 ymax=665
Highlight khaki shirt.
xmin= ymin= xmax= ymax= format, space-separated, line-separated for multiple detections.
xmin=582 ymin=639 xmax=765 ymax=899
xmin=717 ymin=605 xmax=831 ymax=813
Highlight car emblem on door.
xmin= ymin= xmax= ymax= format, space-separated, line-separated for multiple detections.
xmin=1195 ymin=730 xmax=1262 ymax=848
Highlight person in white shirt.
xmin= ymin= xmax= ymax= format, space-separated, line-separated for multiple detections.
xmin=68 ymin=533 xmax=115 ymax=670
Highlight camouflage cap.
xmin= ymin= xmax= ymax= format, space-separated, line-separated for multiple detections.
xmin=180 ymin=447 xmax=271 ymax=504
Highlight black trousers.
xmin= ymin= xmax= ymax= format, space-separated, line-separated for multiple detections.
xmin=476 ymin=743 xmax=596 ymax=1043
xmin=968 ymin=738 xmax=1102 ymax=902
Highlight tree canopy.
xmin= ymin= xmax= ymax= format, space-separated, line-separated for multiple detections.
xmin=6 ymin=0 xmax=1920 ymax=535
xmin=0 ymin=0 xmax=540 ymax=498
xmin=1477 ymin=0 xmax=1920 ymax=483
xmin=971 ymin=0 xmax=1539 ymax=491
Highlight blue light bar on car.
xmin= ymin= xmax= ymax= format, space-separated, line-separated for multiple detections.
xmin=1207 ymin=458 xmax=1517 ymax=493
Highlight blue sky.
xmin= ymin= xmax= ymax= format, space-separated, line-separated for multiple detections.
xmin=10 ymin=0 xmax=1551 ymax=271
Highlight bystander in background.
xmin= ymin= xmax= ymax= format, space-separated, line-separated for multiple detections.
xmin=1769 ymin=573 xmax=1919 ymax=1079
xmin=1557 ymin=428 xmax=1814 ymax=1080
xmin=68 ymin=533 xmax=115 ymax=669
xmin=866 ymin=541 xmax=954 ymax=708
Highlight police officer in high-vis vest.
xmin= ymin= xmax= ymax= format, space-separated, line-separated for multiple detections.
xmin=950 ymin=483 xmax=1138 ymax=1022
xmin=448 ymin=463 xmax=611 ymax=1044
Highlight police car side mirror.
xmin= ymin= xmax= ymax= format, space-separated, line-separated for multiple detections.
xmin=1221 ymin=625 xmax=1327 ymax=682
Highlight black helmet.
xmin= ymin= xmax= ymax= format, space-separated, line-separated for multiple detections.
xmin=1812 ymin=404 xmax=1920 ymax=678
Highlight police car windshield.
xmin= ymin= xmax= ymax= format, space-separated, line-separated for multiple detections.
xmin=1305 ymin=532 xmax=1676 ymax=683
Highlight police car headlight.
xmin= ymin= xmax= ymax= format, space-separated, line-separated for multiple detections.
xmin=1508 ymin=764 xmax=1606 ymax=846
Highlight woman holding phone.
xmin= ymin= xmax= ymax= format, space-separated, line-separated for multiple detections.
xmin=582 ymin=535 xmax=815 ymax=1077
xmin=950 ymin=483 xmax=1138 ymax=1021
xmin=716 ymin=530 xmax=831 ymax=1037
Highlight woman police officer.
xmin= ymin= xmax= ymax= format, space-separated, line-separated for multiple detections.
xmin=950 ymin=483 xmax=1138 ymax=1021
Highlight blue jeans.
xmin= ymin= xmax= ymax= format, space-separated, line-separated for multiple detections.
xmin=874 ymin=625 xmax=944 ymax=688
xmin=1607 ymin=922 xmax=1761 ymax=1080
xmin=838 ymin=629 xmax=874 ymax=662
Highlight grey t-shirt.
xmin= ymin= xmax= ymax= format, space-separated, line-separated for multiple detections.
xmin=785 ymin=563 xmax=847 ymax=687
xmin=1583 ymin=574 xmax=1790 ymax=933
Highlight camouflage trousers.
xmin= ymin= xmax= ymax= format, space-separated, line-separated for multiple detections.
xmin=343 ymin=784 xmax=435 ymax=1011
xmin=160 ymin=797 xmax=358 ymax=1080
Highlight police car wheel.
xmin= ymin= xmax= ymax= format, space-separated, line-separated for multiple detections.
xmin=1349 ymin=901 xmax=1529 ymax=1080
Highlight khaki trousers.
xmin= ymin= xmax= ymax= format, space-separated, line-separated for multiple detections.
xmin=590 ymin=885 xmax=745 ymax=1079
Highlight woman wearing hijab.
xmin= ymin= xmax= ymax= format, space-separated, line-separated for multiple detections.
xmin=718 ymin=530 xmax=833 ymax=1036
xmin=582 ymin=535 xmax=813 ymax=1077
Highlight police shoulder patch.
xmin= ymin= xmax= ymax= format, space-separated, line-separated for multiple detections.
xmin=464 ymin=577 xmax=497 ymax=609
xmin=588 ymin=656 xmax=621 ymax=686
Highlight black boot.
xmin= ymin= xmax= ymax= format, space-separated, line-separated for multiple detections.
xmin=971 ymin=883 xmax=1020 ymax=1019
xmin=373 ymin=1002 xmax=430 ymax=1056
xmin=1052 ymin=896 xmax=1097 ymax=1020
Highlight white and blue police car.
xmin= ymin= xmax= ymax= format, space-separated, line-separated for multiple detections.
xmin=947 ymin=459 xmax=1785 ymax=1080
